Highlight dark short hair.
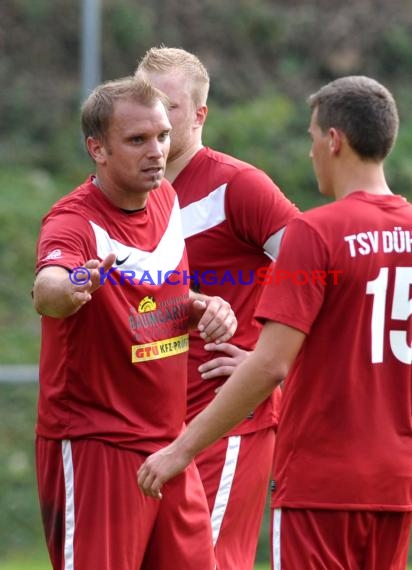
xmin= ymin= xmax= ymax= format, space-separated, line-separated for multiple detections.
xmin=308 ymin=76 xmax=399 ymax=161
xmin=81 ymin=76 xmax=169 ymax=142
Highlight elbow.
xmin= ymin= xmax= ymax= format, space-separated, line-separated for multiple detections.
xmin=33 ymin=294 xmax=52 ymax=318
xmin=259 ymin=359 xmax=289 ymax=392
xmin=275 ymin=361 xmax=290 ymax=384
xmin=32 ymin=271 xmax=68 ymax=318
xmin=32 ymin=281 xmax=52 ymax=317
xmin=32 ymin=287 xmax=44 ymax=316
xmin=32 ymin=285 xmax=65 ymax=319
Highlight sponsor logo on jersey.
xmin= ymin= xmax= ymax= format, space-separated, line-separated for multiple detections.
xmin=115 ymin=252 xmax=131 ymax=266
xmin=42 ymin=248 xmax=62 ymax=261
xmin=138 ymin=296 xmax=157 ymax=313
xmin=131 ymin=333 xmax=189 ymax=362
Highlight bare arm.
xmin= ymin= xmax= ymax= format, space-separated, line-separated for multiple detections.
xmin=137 ymin=320 xmax=306 ymax=498
xmin=33 ymin=253 xmax=116 ymax=318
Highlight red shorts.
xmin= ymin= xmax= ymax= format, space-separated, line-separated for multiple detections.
xmin=195 ymin=427 xmax=275 ymax=570
xmin=36 ymin=437 xmax=215 ymax=570
xmin=270 ymin=507 xmax=412 ymax=570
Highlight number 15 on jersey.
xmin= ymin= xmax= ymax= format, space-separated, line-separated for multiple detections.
xmin=367 ymin=267 xmax=412 ymax=364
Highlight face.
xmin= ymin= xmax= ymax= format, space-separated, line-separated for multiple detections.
xmin=93 ymin=98 xmax=171 ymax=208
xmin=142 ymin=71 xmax=199 ymax=161
xmin=308 ymin=108 xmax=333 ymax=197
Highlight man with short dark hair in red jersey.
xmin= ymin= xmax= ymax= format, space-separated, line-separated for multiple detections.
xmin=136 ymin=47 xmax=299 ymax=570
xmin=138 ymin=76 xmax=412 ymax=570
xmin=32 ymin=76 xmax=237 ymax=570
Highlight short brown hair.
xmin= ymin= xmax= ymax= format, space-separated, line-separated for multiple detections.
xmin=136 ymin=46 xmax=210 ymax=108
xmin=308 ymin=76 xmax=399 ymax=161
xmin=81 ymin=76 xmax=169 ymax=142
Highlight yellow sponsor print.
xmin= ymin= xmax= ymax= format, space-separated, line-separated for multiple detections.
xmin=132 ymin=333 xmax=189 ymax=363
xmin=138 ymin=295 xmax=157 ymax=313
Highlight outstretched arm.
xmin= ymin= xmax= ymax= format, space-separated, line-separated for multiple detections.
xmin=137 ymin=320 xmax=305 ymax=498
xmin=33 ymin=253 xmax=116 ymax=318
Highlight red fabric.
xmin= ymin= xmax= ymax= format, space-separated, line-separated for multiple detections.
xmin=272 ymin=508 xmax=412 ymax=570
xmin=256 ymin=192 xmax=412 ymax=510
xmin=195 ymin=429 xmax=275 ymax=570
xmin=174 ymin=146 xmax=299 ymax=434
xmin=36 ymin=437 xmax=215 ymax=570
xmin=35 ymin=177 xmax=191 ymax=453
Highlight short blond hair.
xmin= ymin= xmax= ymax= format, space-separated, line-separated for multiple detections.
xmin=136 ymin=46 xmax=210 ymax=108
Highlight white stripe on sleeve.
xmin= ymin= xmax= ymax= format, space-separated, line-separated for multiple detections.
xmin=263 ymin=227 xmax=286 ymax=260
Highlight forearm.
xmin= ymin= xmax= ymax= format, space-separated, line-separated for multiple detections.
xmin=137 ymin=321 xmax=303 ymax=498
xmin=33 ymin=254 xmax=116 ymax=319
xmin=33 ymin=268 xmax=81 ymax=318
xmin=172 ymin=351 xmax=283 ymax=459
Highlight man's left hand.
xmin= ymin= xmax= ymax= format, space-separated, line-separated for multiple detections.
xmin=189 ymin=294 xmax=237 ymax=343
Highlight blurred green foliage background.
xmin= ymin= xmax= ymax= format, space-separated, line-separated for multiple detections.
xmin=1 ymin=0 xmax=412 ymax=565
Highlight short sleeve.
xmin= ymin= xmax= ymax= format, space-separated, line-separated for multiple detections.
xmin=36 ymin=211 xmax=95 ymax=274
xmin=225 ymin=168 xmax=299 ymax=253
xmin=255 ymin=218 xmax=329 ymax=334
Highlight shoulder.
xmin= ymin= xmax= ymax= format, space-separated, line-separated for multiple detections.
xmin=41 ymin=178 xmax=113 ymax=240
xmin=151 ymin=179 xmax=177 ymax=206
xmin=282 ymin=206 xmax=334 ymax=243
xmin=284 ymin=198 xmax=366 ymax=248
xmin=201 ymin=149 xmax=282 ymax=200
xmin=204 ymin=147 xmax=271 ymax=181
xmin=45 ymin=178 xmax=95 ymax=219
xmin=159 ymin=178 xmax=176 ymax=195
xmin=298 ymin=200 xmax=343 ymax=225
xmin=206 ymin=149 xmax=283 ymax=197
xmin=203 ymin=147 xmax=252 ymax=169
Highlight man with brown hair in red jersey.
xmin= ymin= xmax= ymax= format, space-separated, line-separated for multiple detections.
xmin=32 ymin=76 xmax=237 ymax=570
xmin=139 ymin=76 xmax=412 ymax=570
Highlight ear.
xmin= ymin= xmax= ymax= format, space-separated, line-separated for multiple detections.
xmin=195 ymin=105 xmax=208 ymax=128
xmin=86 ymin=136 xmax=108 ymax=164
xmin=328 ymin=128 xmax=343 ymax=155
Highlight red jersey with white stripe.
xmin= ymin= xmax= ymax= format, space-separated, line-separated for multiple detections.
xmin=174 ymin=147 xmax=299 ymax=433
xmin=35 ymin=176 xmax=190 ymax=453
xmin=256 ymin=191 xmax=412 ymax=510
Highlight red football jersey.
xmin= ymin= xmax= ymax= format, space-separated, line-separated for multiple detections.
xmin=256 ymin=191 xmax=412 ymax=510
xmin=173 ymin=147 xmax=299 ymax=433
xmin=35 ymin=177 xmax=190 ymax=453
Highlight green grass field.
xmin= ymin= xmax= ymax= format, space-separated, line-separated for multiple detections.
xmin=0 ymin=560 xmax=49 ymax=570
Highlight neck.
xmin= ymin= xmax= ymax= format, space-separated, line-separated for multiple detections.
xmin=93 ymin=174 xmax=148 ymax=210
xmin=333 ymin=160 xmax=392 ymax=200
xmin=166 ymin=143 xmax=203 ymax=183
